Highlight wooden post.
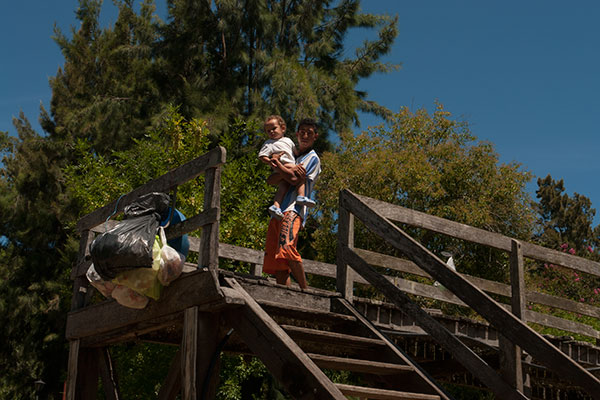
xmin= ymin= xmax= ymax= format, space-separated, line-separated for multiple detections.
xmin=337 ymin=199 xmax=354 ymax=301
xmin=66 ymin=341 xmax=100 ymax=400
xmin=250 ymin=263 xmax=263 ymax=276
xmin=65 ymin=340 xmax=80 ymax=400
xmin=70 ymin=230 xmax=94 ymax=310
xmin=198 ymin=166 xmax=221 ymax=275
xmin=66 ymin=230 xmax=96 ymax=400
xmin=500 ymin=239 xmax=529 ymax=394
xmin=182 ymin=307 xmax=221 ymax=399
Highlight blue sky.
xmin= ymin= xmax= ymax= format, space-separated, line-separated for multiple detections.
xmin=2 ymin=1 xmax=599 ymax=223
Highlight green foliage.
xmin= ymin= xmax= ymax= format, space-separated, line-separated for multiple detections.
xmin=64 ymin=106 xmax=212 ymax=219
xmin=108 ymin=343 xmax=179 ymax=399
xmin=534 ymin=174 xmax=600 ymax=254
xmin=0 ymin=0 xmax=402 ymax=397
xmin=315 ymin=103 xmax=535 ymax=283
xmin=156 ymin=0 xmax=399 ymax=139
xmin=218 ymin=119 xmax=275 ymax=251
xmin=217 ymin=355 xmax=288 ymax=400
xmin=48 ymin=0 xmax=161 ymax=154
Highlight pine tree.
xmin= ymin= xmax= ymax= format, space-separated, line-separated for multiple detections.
xmin=47 ymin=0 xmax=160 ymax=155
xmin=0 ymin=1 xmax=401 ymax=396
xmin=534 ymin=174 xmax=598 ymax=253
xmin=156 ymin=0 xmax=398 ymax=141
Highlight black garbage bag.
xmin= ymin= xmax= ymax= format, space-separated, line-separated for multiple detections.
xmin=90 ymin=192 xmax=171 ymax=280
xmin=124 ymin=192 xmax=171 ymax=218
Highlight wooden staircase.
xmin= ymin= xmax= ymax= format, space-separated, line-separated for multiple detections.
xmin=221 ymin=273 xmax=451 ymax=400
xmin=65 ymin=148 xmax=600 ymax=399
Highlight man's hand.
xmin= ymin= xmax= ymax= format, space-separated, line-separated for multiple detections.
xmin=293 ymin=164 xmax=306 ymax=181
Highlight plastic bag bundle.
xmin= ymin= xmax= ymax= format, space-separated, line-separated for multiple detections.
xmin=90 ymin=215 xmax=158 ymax=280
xmin=111 ymin=285 xmax=149 ymax=309
xmin=157 ymin=227 xmax=184 ymax=286
xmin=124 ymin=192 xmax=170 ymax=219
xmin=86 ymin=264 xmax=116 ymax=298
xmin=112 ymin=234 xmax=163 ymax=300
xmin=90 ymin=193 xmax=171 ymax=281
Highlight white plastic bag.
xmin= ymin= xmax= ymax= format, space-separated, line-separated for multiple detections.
xmin=157 ymin=227 xmax=184 ymax=286
xmin=111 ymin=284 xmax=149 ymax=309
xmin=86 ymin=264 xmax=116 ymax=298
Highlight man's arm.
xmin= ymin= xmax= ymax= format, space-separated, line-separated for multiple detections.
xmin=269 ymin=157 xmax=306 ymax=185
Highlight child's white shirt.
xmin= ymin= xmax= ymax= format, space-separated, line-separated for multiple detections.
xmin=258 ymin=137 xmax=296 ymax=165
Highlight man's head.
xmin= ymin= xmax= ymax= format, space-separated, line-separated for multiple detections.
xmin=296 ymin=118 xmax=319 ymax=153
xmin=264 ymin=115 xmax=286 ymax=140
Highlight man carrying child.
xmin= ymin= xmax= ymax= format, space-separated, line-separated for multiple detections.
xmin=261 ymin=118 xmax=321 ymax=289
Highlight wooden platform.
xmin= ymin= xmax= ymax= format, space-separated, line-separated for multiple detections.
xmin=64 ymin=149 xmax=600 ymax=399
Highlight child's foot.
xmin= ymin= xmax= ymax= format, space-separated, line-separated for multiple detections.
xmin=296 ymin=196 xmax=316 ymax=207
xmin=268 ymin=205 xmax=284 ymax=220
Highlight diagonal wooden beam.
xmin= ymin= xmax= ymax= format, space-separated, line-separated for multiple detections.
xmin=342 ymin=246 xmax=527 ymax=400
xmin=340 ymin=189 xmax=600 ymax=399
xmin=222 ymin=277 xmax=346 ymax=400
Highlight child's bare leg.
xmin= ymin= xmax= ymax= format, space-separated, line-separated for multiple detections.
xmin=273 ymin=180 xmax=290 ymax=208
xmin=296 ymin=182 xmax=305 ymax=198
xmin=295 ymin=182 xmax=315 ymax=207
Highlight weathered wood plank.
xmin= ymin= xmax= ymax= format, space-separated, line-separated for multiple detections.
xmin=198 ymin=166 xmax=221 ymax=271
xmin=181 ymin=308 xmax=221 ymax=400
xmin=164 ymin=207 xmax=218 ymax=239
xmin=500 ymin=240 xmax=526 ymax=391
xmin=356 ymin=193 xmax=600 ymax=277
xmin=340 ymin=248 xmax=527 ymax=400
xmin=77 ymin=146 xmax=226 ymax=232
xmin=79 ymin=311 xmax=184 ymax=348
xmin=181 ymin=307 xmax=198 ymax=399
xmin=66 ymin=270 xmax=233 ymax=340
xmin=337 ymin=199 xmax=355 ymax=301
xmin=335 ymin=383 xmax=441 ymax=400
xmin=355 ymin=247 xmax=600 ymax=321
xmin=76 ymin=346 xmax=101 ymax=400
xmin=259 ymin=299 xmax=357 ymax=325
xmin=341 ymin=189 xmax=600 ymax=398
xmin=524 ymin=309 xmax=600 ymax=340
xmin=222 ymin=277 xmax=347 ymax=400
xmin=65 ymin=340 xmax=80 ymax=400
xmin=281 ymin=325 xmax=387 ymax=350
xmin=307 ymin=353 xmax=414 ymax=375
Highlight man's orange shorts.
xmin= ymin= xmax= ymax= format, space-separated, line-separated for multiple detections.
xmin=263 ymin=211 xmax=303 ymax=274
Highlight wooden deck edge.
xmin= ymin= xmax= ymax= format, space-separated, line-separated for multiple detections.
xmin=66 ymin=270 xmax=242 ymax=341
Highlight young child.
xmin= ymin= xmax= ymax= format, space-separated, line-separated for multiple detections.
xmin=259 ymin=115 xmax=315 ymax=219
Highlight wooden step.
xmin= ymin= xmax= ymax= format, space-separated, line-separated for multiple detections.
xmin=258 ymin=299 xmax=357 ymax=324
xmin=335 ymin=383 xmax=440 ymax=400
xmin=281 ymin=324 xmax=387 ymax=350
xmin=308 ymin=353 xmax=414 ymax=375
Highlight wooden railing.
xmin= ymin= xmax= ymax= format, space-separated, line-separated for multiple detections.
xmin=70 ymin=146 xmax=226 ymax=309
xmin=69 ymin=148 xmax=600 ymax=398
xmin=336 ymin=189 xmax=600 ymax=399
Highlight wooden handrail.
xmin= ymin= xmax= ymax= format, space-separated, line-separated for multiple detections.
xmin=357 ymin=193 xmax=600 ymax=277
xmin=339 ymin=189 xmax=600 ymax=398
xmin=77 ymin=146 xmax=226 ymax=232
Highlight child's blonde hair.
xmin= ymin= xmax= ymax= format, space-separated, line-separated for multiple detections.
xmin=264 ymin=115 xmax=286 ymax=132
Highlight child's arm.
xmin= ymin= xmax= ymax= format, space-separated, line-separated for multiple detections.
xmin=259 ymin=155 xmax=271 ymax=164
xmin=269 ymin=157 xmax=306 ymax=185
